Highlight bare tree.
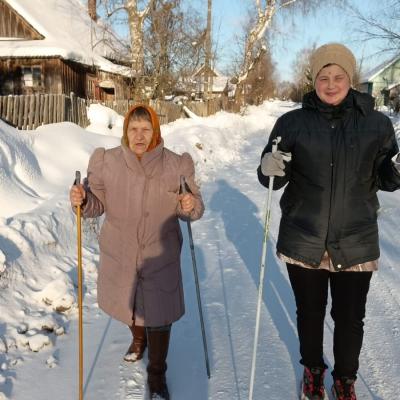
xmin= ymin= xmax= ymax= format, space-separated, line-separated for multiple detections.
xmin=289 ymin=44 xmax=315 ymax=101
xmin=144 ymin=1 xmax=206 ymax=98
xmin=244 ymin=48 xmax=277 ymax=104
xmin=349 ymin=0 xmax=400 ymax=54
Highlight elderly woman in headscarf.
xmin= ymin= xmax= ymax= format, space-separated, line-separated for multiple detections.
xmin=70 ymin=104 xmax=204 ymax=400
xmin=258 ymin=43 xmax=400 ymax=400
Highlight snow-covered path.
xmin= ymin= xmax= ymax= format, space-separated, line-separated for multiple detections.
xmin=1 ymin=102 xmax=400 ymax=400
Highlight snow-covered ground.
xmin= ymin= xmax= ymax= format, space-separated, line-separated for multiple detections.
xmin=0 ymin=102 xmax=399 ymax=400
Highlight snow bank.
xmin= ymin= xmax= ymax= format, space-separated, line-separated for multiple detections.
xmin=86 ymin=103 xmax=125 ymax=137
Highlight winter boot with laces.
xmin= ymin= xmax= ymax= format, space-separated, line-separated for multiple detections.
xmin=332 ymin=377 xmax=357 ymax=400
xmin=300 ymin=366 xmax=327 ymax=399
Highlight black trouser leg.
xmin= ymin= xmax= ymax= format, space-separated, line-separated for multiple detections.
xmin=330 ymin=271 xmax=372 ymax=380
xmin=287 ymin=263 xmax=329 ymax=369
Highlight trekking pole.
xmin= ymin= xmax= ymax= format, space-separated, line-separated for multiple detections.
xmin=180 ymin=176 xmax=211 ymax=379
xmin=74 ymin=171 xmax=84 ymax=400
xmin=248 ymin=137 xmax=281 ymax=400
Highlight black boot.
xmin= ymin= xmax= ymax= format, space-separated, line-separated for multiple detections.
xmin=124 ymin=323 xmax=147 ymax=362
xmin=147 ymin=325 xmax=171 ymax=400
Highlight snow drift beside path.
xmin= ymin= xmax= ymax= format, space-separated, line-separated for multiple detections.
xmin=0 ymin=120 xmax=43 ymax=218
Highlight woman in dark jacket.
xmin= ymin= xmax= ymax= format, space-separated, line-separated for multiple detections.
xmin=258 ymin=43 xmax=400 ymax=400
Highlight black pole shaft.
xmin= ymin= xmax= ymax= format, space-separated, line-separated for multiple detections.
xmin=180 ymin=176 xmax=211 ymax=379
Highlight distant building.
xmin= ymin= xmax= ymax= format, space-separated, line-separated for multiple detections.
xmin=359 ymin=55 xmax=400 ymax=107
xmin=0 ymin=0 xmax=132 ymax=100
xmin=191 ymin=65 xmax=233 ymax=99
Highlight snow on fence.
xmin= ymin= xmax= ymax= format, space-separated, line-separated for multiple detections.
xmin=86 ymin=99 xmax=184 ymax=125
xmin=0 ymin=92 xmax=88 ymax=130
xmin=0 ymin=93 xmax=233 ymax=130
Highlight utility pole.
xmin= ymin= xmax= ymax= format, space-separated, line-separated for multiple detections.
xmin=204 ymin=0 xmax=212 ymax=112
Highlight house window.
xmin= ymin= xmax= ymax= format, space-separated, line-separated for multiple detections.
xmin=22 ymin=66 xmax=42 ymax=87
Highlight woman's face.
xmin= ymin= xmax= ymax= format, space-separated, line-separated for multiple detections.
xmin=315 ymin=64 xmax=351 ymax=106
xmin=127 ymin=117 xmax=154 ymax=157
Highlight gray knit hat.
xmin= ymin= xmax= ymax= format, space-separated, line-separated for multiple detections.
xmin=311 ymin=43 xmax=356 ymax=85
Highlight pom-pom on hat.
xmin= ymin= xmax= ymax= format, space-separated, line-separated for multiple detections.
xmin=311 ymin=43 xmax=356 ymax=85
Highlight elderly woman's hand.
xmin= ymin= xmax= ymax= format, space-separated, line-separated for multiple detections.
xmin=70 ymin=184 xmax=86 ymax=207
xmin=179 ymin=193 xmax=195 ymax=213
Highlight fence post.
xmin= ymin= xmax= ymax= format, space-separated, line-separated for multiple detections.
xmin=18 ymin=96 xmax=24 ymax=129
xmin=49 ymin=94 xmax=54 ymax=124
xmin=34 ymin=94 xmax=40 ymax=129
xmin=43 ymin=94 xmax=49 ymax=125
xmin=52 ymin=94 xmax=57 ymax=123
xmin=61 ymin=94 xmax=66 ymax=123
xmin=12 ymin=95 xmax=19 ymax=127
xmin=6 ymin=95 xmax=12 ymax=122
xmin=71 ymin=92 xmax=77 ymax=124
xmin=23 ymin=95 xmax=29 ymax=130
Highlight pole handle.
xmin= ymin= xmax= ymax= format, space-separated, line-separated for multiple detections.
xmin=180 ymin=175 xmax=187 ymax=195
xmin=271 ymin=136 xmax=281 ymax=153
xmin=75 ymin=171 xmax=81 ymax=186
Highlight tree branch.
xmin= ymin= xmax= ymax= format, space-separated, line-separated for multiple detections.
xmin=106 ymin=6 xmax=126 ymax=17
xmin=279 ymin=0 xmax=297 ymax=9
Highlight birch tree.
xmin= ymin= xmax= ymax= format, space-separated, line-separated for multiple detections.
xmin=234 ymin=0 xmax=343 ymax=105
xmin=102 ymin=0 xmax=155 ymax=77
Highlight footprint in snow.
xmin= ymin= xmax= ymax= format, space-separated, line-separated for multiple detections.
xmin=118 ymin=360 xmax=147 ymax=399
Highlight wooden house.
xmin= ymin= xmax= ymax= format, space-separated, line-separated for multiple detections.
xmin=0 ymin=0 xmax=132 ymax=100
xmin=359 ymin=55 xmax=400 ymax=106
xmin=191 ymin=65 xmax=232 ymax=99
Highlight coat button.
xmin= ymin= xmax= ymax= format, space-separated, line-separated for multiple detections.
xmin=337 ymin=264 xmax=342 ymax=269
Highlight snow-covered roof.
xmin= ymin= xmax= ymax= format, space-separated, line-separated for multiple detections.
xmin=0 ymin=0 xmax=131 ymax=76
xmin=193 ymin=64 xmax=224 ymax=78
xmin=190 ymin=65 xmax=229 ymax=92
xmin=361 ymin=54 xmax=400 ymax=83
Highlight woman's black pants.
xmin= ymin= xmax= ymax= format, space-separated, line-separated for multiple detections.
xmin=286 ymin=263 xmax=372 ymax=379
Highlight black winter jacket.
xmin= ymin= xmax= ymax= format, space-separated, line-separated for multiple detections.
xmin=258 ymin=89 xmax=400 ymax=270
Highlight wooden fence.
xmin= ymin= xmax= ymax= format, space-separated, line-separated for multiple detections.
xmin=0 ymin=93 xmax=234 ymax=130
xmin=0 ymin=93 xmax=88 ymax=130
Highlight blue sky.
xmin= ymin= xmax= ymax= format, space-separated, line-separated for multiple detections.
xmin=197 ymin=0 xmax=391 ymax=81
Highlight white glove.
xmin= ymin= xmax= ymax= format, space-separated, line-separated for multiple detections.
xmin=261 ymin=150 xmax=292 ymax=177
